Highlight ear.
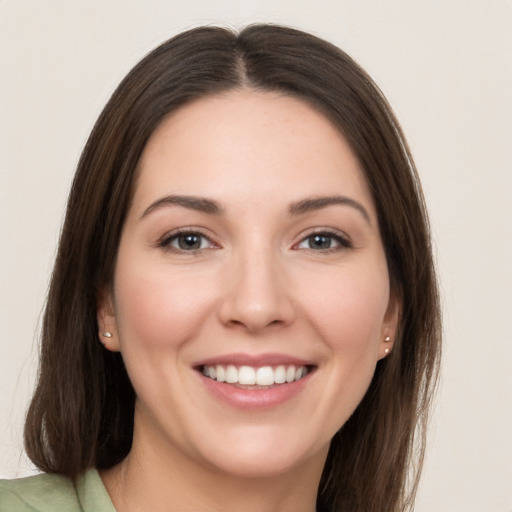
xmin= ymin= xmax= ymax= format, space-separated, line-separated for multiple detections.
xmin=378 ymin=289 xmax=401 ymax=360
xmin=97 ymin=288 xmax=121 ymax=352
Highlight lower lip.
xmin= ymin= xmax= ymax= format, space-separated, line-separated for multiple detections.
xmin=198 ymin=371 xmax=313 ymax=410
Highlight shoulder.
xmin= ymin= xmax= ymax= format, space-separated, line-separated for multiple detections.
xmin=0 ymin=472 xmax=78 ymax=511
xmin=0 ymin=469 xmax=114 ymax=512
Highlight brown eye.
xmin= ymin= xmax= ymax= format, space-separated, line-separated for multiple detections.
xmin=161 ymin=231 xmax=214 ymax=251
xmin=176 ymin=233 xmax=204 ymax=250
xmin=296 ymin=231 xmax=351 ymax=251
xmin=307 ymin=234 xmax=335 ymax=249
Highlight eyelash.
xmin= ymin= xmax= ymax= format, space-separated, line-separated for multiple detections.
xmin=294 ymin=230 xmax=352 ymax=252
xmin=158 ymin=228 xmax=352 ymax=254
xmin=159 ymin=228 xmax=217 ymax=253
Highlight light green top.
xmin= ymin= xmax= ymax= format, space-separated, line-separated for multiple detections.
xmin=0 ymin=469 xmax=115 ymax=511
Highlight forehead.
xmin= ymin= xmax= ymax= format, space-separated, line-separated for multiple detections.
xmin=133 ymin=89 xmax=374 ymax=216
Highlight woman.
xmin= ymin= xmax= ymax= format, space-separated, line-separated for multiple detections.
xmin=0 ymin=25 xmax=441 ymax=511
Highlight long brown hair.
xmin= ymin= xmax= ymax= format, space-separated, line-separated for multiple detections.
xmin=24 ymin=25 xmax=441 ymax=512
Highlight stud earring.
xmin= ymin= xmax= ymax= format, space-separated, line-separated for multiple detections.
xmin=384 ymin=336 xmax=392 ymax=356
xmin=102 ymin=331 xmax=112 ymax=338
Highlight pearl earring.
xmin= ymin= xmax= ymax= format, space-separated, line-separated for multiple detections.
xmin=384 ymin=336 xmax=392 ymax=355
xmin=102 ymin=331 xmax=112 ymax=338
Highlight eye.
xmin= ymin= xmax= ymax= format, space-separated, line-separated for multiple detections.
xmin=296 ymin=231 xmax=350 ymax=251
xmin=160 ymin=230 xmax=215 ymax=252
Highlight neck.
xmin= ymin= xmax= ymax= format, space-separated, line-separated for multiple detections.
xmin=101 ymin=416 xmax=325 ymax=512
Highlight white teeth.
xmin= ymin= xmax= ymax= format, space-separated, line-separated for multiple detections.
xmin=225 ymin=365 xmax=238 ymax=383
xmin=285 ymin=366 xmax=296 ymax=383
xmin=256 ymin=366 xmax=274 ymax=386
xmin=238 ymin=366 xmax=256 ymax=385
xmin=216 ymin=365 xmax=225 ymax=383
xmin=274 ymin=365 xmax=286 ymax=384
xmin=201 ymin=364 xmax=310 ymax=386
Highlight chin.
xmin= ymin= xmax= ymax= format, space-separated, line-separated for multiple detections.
xmin=191 ymin=425 xmax=330 ymax=480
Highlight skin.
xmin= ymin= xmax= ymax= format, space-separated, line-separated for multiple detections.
xmin=98 ymin=90 xmax=398 ymax=512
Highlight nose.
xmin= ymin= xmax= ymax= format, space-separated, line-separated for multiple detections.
xmin=218 ymin=248 xmax=296 ymax=333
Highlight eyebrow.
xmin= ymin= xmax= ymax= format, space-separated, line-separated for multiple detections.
xmin=288 ymin=196 xmax=371 ymax=224
xmin=140 ymin=194 xmax=371 ymax=224
xmin=141 ymin=195 xmax=224 ymax=219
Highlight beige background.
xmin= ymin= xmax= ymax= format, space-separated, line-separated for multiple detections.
xmin=1 ymin=1 xmax=511 ymax=510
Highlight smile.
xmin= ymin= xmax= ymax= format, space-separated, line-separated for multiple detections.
xmin=194 ymin=354 xmax=317 ymax=408
xmin=200 ymin=364 xmax=311 ymax=387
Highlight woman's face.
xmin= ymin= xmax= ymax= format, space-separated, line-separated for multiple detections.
xmin=99 ymin=90 xmax=398 ymax=479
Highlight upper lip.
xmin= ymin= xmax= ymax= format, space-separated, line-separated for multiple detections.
xmin=192 ymin=353 xmax=315 ymax=368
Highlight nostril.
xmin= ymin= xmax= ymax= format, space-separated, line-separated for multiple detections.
xmin=217 ymin=271 xmax=296 ymax=332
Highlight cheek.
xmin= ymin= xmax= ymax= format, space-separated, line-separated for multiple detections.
xmin=113 ymin=255 xmax=217 ymax=354
xmin=297 ymin=263 xmax=390 ymax=353
xmin=278 ymin=265 xmax=390 ymax=440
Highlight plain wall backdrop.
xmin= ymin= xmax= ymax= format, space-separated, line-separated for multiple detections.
xmin=1 ymin=1 xmax=511 ymax=510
